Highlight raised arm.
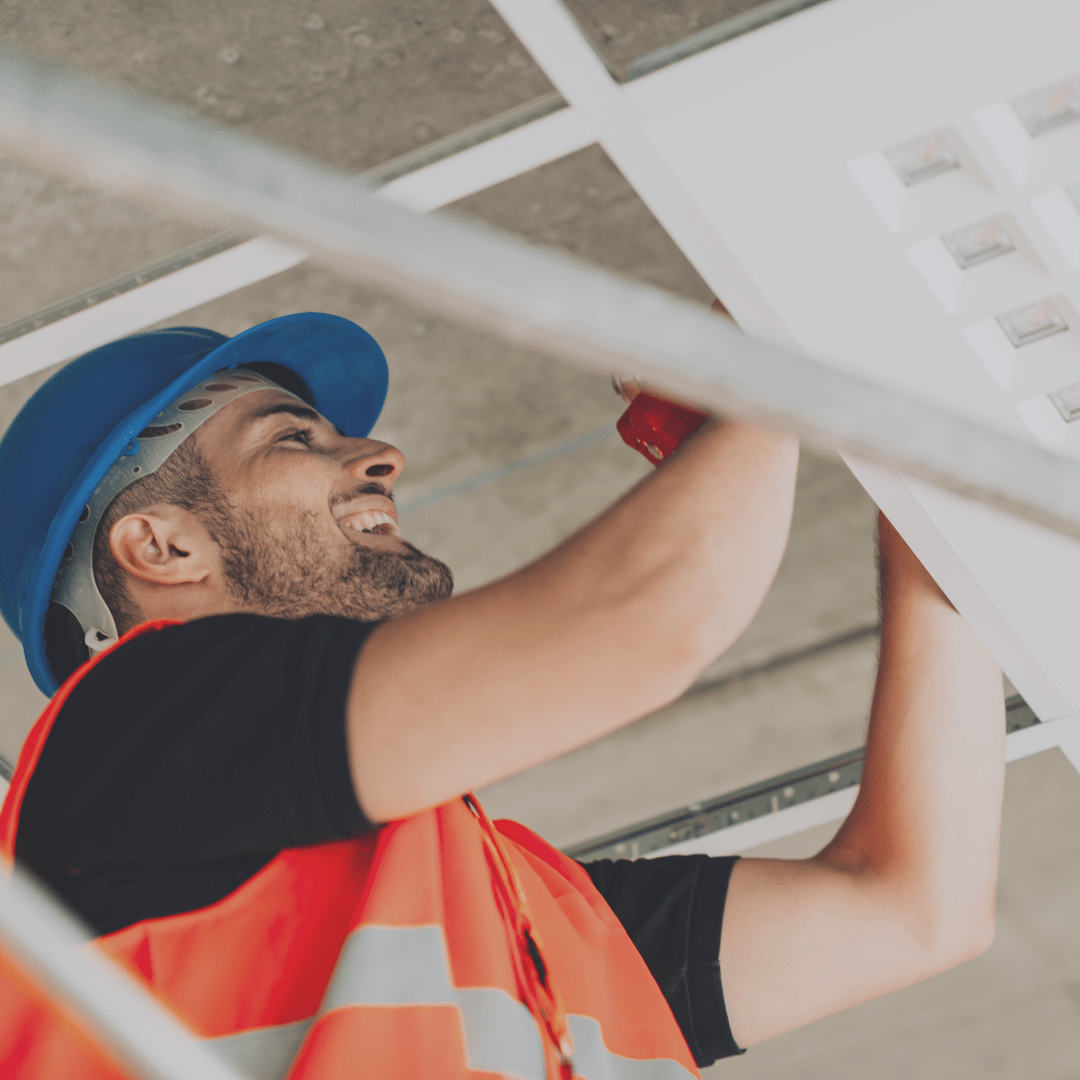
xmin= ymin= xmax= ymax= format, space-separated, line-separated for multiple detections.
xmin=348 ymin=414 xmax=798 ymax=822
xmin=719 ymin=515 xmax=1005 ymax=1047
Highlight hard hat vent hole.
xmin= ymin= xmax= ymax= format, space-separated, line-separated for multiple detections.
xmin=139 ymin=423 xmax=183 ymax=439
xmin=78 ymin=505 xmax=89 ymax=523
xmin=204 ymin=382 xmax=238 ymax=392
xmin=241 ymin=362 xmax=313 ymax=405
xmin=62 ymin=543 xmax=73 ymax=560
xmin=178 ymin=399 xmax=213 ymax=412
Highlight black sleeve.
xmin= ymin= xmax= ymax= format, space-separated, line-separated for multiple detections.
xmin=17 ymin=613 xmax=377 ymax=936
xmin=580 ymin=854 xmax=744 ymax=1067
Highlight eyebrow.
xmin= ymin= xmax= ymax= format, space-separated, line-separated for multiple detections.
xmin=245 ymin=401 xmax=325 ymax=427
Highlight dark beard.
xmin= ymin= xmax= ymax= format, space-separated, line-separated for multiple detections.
xmin=215 ymin=504 xmax=454 ymax=622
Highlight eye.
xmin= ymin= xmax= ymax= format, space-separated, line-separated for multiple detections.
xmin=279 ymin=427 xmax=315 ymax=447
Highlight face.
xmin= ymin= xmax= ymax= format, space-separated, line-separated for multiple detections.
xmin=191 ymin=387 xmax=453 ymax=622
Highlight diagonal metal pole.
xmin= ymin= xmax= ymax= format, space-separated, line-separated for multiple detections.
xmin=2 ymin=47 xmax=1080 ymax=539
xmin=0 ymin=860 xmax=247 ymax=1080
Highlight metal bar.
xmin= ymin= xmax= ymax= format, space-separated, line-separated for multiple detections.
xmin=0 ymin=860 xmax=246 ymax=1080
xmin=625 ymin=0 xmax=836 ymax=80
xmin=4 ymin=51 xmax=1080 ymax=541
xmin=361 ymin=91 xmax=569 ymax=188
xmin=0 ymin=229 xmax=247 ymax=349
xmin=568 ymin=696 xmax=1042 ymax=860
xmin=375 ymin=104 xmax=594 ymax=214
xmin=0 ymin=235 xmax=309 ymax=387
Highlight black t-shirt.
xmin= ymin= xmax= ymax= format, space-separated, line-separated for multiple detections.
xmin=16 ymin=614 xmax=743 ymax=1066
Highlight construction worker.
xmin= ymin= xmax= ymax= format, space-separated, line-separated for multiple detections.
xmin=0 ymin=311 xmax=1004 ymax=1078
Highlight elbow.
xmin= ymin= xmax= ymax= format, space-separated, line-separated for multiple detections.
xmin=954 ymin=910 xmax=996 ymax=964
xmin=918 ymin=899 xmax=996 ymax=975
xmin=938 ymin=917 xmax=995 ymax=969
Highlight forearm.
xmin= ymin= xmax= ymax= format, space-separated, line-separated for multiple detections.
xmin=349 ymin=417 xmax=798 ymax=821
xmin=820 ymin=518 xmax=1004 ymax=954
xmin=719 ymin=517 xmax=1003 ymax=1048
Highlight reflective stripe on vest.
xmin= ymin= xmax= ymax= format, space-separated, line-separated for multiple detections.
xmin=208 ymin=925 xmax=696 ymax=1080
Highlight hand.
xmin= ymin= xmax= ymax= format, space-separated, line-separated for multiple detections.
xmin=611 ymin=297 xmax=733 ymax=406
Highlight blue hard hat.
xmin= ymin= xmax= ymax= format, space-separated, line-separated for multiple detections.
xmin=0 ymin=312 xmax=389 ymax=696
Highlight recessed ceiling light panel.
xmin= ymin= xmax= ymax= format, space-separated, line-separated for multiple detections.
xmin=884 ymin=131 xmax=960 ymax=186
xmin=996 ymin=300 xmax=1069 ymax=347
xmin=1012 ymin=80 xmax=1080 ymax=138
xmin=943 ymin=218 xmax=1015 ymax=269
xmin=1049 ymin=381 xmax=1080 ymax=422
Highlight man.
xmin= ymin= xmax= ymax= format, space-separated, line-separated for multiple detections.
xmin=0 ymin=311 xmax=1003 ymax=1078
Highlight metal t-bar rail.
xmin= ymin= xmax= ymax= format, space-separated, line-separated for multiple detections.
xmin=0 ymin=860 xmax=246 ymax=1080
xmin=1 ymin=49 xmax=1080 ymax=539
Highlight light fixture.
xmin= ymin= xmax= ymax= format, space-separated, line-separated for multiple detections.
xmin=996 ymin=300 xmax=1069 ymax=347
xmin=1049 ymin=381 xmax=1080 ymax=422
xmin=884 ymin=131 xmax=960 ymax=186
xmin=942 ymin=218 xmax=1015 ymax=269
xmin=1012 ymin=80 xmax=1080 ymax=138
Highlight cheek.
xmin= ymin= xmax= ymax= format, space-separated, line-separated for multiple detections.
xmin=245 ymin=461 xmax=336 ymax=525
xmin=260 ymin=457 xmax=329 ymax=500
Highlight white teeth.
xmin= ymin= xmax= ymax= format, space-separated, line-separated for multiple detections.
xmin=346 ymin=510 xmax=399 ymax=536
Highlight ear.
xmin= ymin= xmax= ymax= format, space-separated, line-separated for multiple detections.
xmin=109 ymin=507 xmax=213 ymax=587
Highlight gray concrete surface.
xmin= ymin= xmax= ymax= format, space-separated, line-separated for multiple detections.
xmin=1 ymin=2 xmax=1079 ymax=1076
xmin=0 ymin=1 xmax=554 ymax=174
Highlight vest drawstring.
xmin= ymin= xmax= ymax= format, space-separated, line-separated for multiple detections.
xmin=464 ymin=794 xmax=575 ymax=1079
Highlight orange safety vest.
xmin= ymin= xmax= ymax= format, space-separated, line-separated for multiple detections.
xmin=0 ymin=622 xmax=702 ymax=1080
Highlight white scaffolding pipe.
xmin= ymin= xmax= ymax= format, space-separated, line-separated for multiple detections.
xmin=0 ymin=861 xmax=246 ymax=1080
xmin=1 ymin=47 xmax=1080 ymax=542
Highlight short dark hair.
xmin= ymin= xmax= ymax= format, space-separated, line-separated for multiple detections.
xmin=45 ymin=433 xmax=226 ymax=684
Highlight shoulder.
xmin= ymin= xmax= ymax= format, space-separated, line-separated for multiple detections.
xmin=27 ymin=613 xmax=379 ymax=806
xmin=74 ymin=612 xmax=378 ymax=705
xmin=16 ymin=613 xmax=379 ymax=858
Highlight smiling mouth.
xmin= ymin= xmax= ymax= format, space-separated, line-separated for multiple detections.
xmin=342 ymin=510 xmax=401 ymax=537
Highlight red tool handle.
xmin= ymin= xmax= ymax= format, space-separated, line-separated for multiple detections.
xmin=616 ymin=391 xmax=708 ymax=465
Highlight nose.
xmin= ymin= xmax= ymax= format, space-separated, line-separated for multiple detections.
xmin=344 ymin=439 xmax=406 ymax=489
